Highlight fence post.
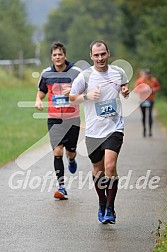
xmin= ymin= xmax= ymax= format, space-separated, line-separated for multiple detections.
xmin=18 ymin=50 xmax=24 ymax=79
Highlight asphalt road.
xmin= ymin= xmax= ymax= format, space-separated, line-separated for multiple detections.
xmin=0 ymin=101 xmax=167 ymax=252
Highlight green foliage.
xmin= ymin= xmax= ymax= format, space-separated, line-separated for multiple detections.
xmin=119 ymin=2 xmax=138 ymax=52
xmin=122 ymin=0 xmax=166 ymax=16
xmin=43 ymin=0 xmax=120 ymax=62
xmin=0 ymin=0 xmax=35 ymax=59
xmin=154 ymin=223 xmax=167 ymax=252
xmin=136 ymin=5 xmax=167 ymax=95
xmin=44 ymin=0 xmax=82 ymax=46
xmin=67 ymin=14 xmax=99 ymax=62
xmin=155 ymin=96 xmax=167 ymax=131
xmin=41 ymin=0 xmax=167 ymax=96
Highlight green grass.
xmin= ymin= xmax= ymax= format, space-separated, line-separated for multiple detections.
xmin=155 ymin=96 xmax=167 ymax=133
xmin=0 ymin=68 xmax=47 ymax=166
xmin=154 ymin=97 xmax=167 ymax=251
xmin=154 ymin=223 xmax=167 ymax=252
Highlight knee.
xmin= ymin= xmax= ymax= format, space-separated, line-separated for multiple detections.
xmin=105 ymin=164 xmax=115 ymax=173
xmin=53 ymin=146 xmax=63 ymax=156
xmin=105 ymin=162 xmax=116 ymax=176
xmin=106 ymin=158 xmax=115 ymax=169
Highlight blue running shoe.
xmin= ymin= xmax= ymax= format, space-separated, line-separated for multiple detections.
xmin=68 ymin=159 xmax=77 ymax=174
xmin=102 ymin=207 xmax=116 ymax=224
xmin=54 ymin=187 xmax=68 ymax=200
xmin=98 ymin=204 xmax=106 ymax=223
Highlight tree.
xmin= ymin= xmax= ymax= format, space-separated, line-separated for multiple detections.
xmin=66 ymin=14 xmax=99 ymax=63
xmin=0 ymin=0 xmax=35 ymax=59
xmin=43 ymin=0 xmax=120 ymax=62
xmin=42 ymin=0 xmax=167 ymax=95
xmin=136 ymin=5 xmax=167 ymax=94
xmin=44 ymin=0 xmax=81 ymax=45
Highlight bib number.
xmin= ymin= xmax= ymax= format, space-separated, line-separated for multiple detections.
xmin=52 ymin=95 xmax=69 ymax=108
xmin=141 ymin=100 xmax=151 ymax=107
xmin=95 ymin=99 xmax=117 ymax=117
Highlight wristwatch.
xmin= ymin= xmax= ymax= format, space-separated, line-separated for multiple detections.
xmin=83 ymin=93 xmax=88 ymax=100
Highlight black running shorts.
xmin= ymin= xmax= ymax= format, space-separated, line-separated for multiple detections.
xmin=48 ymin=117 xmax=80 ymax=152
xmin=86 ymin=132 xmax=124 ymax=163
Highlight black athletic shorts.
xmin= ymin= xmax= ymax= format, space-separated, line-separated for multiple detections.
xmin=85 ymin=132 xmax=124 ymax=163
xmin=48 ymin=117 xmax=80 ymax=152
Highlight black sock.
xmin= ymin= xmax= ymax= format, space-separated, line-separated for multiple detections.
xmin=54 ymin=156 xmax=64 ymax=187
xmin=93 ymin=175 xmax=107 ymax=206
xmin=106 ymin=178 xmax=119 ymax=211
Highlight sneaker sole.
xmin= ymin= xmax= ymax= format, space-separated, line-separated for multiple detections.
xmin=100 ymin=220 xmax=108 ymax=224
xmin=102 ymin=219 xmax=116 ymax=224
xmin=54 ymin=191 xmax=68 ymax=200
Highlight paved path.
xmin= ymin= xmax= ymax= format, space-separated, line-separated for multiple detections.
xmin=0 ymin=104 xmax=167 ymax=252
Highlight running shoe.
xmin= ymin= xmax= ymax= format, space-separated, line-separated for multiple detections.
xmin=68 ymin=159 xmax=77 ymax=174
xmin=102 ymin=207 xmax=116 ymax=224
xmin=98 ymin=204 xmax=106 ymax=223
xmin=54 ymin=187 xmax=68 ymax=200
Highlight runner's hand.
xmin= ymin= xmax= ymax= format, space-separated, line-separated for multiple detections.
xmin=35 ymin=100 xmax=44 ymax=111
xmin=121 ymin=85 xmax=130 ymax=98
xmin=62 ymin=87 xmax=71 ymax=96
xmin=87 ymin=88 xmax=100 ymax=100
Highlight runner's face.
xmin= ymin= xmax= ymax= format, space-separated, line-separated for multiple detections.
xmin=145 ymin=72 xmax=151 ymax=80
xmin=90 ymin=44 xmax=110 ymax=72
xmin=51 ymin=48 xmax=66 ymax=68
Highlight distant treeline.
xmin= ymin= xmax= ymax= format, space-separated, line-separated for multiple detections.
xmin=1 ymin=0 xmax=167 ymax=95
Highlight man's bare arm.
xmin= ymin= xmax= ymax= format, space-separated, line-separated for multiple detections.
xmin=35 ymin=91 xmax=46 ymax=111
xmin=69 ymin=94 xmax=85 ymax=105
xmin=70 ymin=88 xmax=100 ymax=104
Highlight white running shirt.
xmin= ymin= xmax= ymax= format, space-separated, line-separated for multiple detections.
xmin=70 ymin=65 xmax=128 ymax=138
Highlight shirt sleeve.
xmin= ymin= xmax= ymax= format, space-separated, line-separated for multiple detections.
xmin=38 ymin=73 xmax=48 ymax=94
xmin=153 ymin=77 xmax=160 ymax=92
xmin=70 ymin=72 xmax=86 ymax=95
xmin=119 ymin=67 xmax=129 ymax=85
xmin=110 ymin=65 xmax=129 ymax=85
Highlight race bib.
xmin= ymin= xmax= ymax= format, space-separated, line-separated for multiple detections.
xmin=141 ymin=100 xmax=151 ymax=107
xmin=95 ymin=99 xmax=117 ymax=117
xmin=52 ymin=95 xmax=69 ymax=108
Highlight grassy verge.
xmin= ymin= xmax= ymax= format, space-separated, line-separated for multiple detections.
xmin=154 ymin=97 xmax=167 ymax=251
xmin=155 ymin=96 xmax=167 ymax=133
xmin=154 ymin=223 xmax=167 ymax=252
xmin=0 ymin=68 xmax=47 ymax=166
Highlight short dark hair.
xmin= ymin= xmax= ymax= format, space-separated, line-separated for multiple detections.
xmin=90 ymin=40 xmax=109 ymax=54
xmin=50 ymin=41 xmax=66 ymax=55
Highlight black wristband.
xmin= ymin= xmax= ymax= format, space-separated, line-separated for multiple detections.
xmin=83 ymin=94 xmax=88 ymax=100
